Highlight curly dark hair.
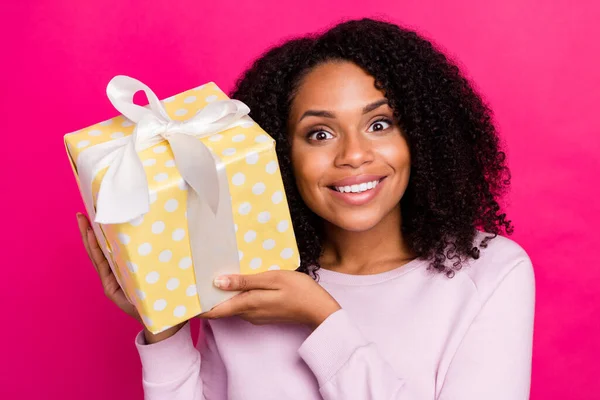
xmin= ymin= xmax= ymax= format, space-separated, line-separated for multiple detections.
xmin=230 ymin=17 xmax=513 ymax=278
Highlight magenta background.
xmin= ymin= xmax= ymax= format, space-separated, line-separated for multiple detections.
xmin=2 ymin=0 xmax=598 ymax=398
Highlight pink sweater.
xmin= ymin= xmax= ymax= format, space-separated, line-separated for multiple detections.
xmin=135 ymin=233 xmax=535 ymax=399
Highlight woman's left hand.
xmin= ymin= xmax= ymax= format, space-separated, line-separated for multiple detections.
xmin=199 ymin=270 xmax=341 ymax=330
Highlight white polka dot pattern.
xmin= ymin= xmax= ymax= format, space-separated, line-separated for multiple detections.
xmin=64 ymin=81 xmax=298 ymax=334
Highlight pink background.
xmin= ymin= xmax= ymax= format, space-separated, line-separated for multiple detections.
xmin=2 ymin=0 xmax=598 ymax=398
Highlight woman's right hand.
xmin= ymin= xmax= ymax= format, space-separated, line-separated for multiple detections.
xmin=76 ymin=212 xmax=185 ymax=344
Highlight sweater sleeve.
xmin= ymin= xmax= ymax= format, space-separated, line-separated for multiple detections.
xmin=298 ymin=308 xmax=410 ymax=399
xmin=135 ymin=320 xmax=227 ymax=400
xmin=437 ymin=259 xmax=535 ymax=399
xmin=298 ymin=259 xmax=535 ymax=400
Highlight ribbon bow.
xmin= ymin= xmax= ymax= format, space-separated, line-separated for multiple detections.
xmin=77 ymin=75 xmax=250 ymax=224
xmin=76 ymin=75 xmax=249 ymax=313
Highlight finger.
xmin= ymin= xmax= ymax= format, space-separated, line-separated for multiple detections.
xmin=86 ymin=228 xmax=111 ymax=278
xmin=76 ymin=213 xmax=93 ymax=262
xmin=200 ymin=291 xmax=256 ymax=319
xmin=76 ymin=214 xmax=139 ymax=323
xmin=239 ymin=316 xmax=282 ymax=326
xmin=102 ymin=269 xmax=140 ymax=321
xmin=213 ymin=271 xmax=283 ymax=291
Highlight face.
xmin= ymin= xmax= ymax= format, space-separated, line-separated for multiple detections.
xmin=288 ymin=61 xmax=411 ymax=232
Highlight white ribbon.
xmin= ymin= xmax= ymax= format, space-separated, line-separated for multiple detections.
xmin=76 ymin=75 xmax=248 ymax=314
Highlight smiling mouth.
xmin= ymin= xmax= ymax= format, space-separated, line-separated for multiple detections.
xmin=328 ymin=177 xmax=386 ymax=193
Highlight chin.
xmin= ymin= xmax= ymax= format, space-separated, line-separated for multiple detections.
xmin=325 ymin=211 xmax=384 ymax=233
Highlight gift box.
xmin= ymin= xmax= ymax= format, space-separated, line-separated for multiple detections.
xmin=64 ymin=76 xmax=299 ymax=333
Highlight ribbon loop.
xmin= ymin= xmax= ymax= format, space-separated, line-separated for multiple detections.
xmin=106 ymin=75 xmax=170 ymax=123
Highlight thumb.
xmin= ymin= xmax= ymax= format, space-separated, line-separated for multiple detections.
xmin=213 ymin=272 xmax=278 ymax=291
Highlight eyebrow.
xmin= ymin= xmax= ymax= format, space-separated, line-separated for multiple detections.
xmin=298 ymin=99 xmax=389 ymax=122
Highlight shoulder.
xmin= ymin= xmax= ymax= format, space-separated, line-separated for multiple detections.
xmin=459 ymin=231 xmax=535 ymax=301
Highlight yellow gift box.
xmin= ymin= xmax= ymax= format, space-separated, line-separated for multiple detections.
xmin=64 ymin=76 xmax=299 ymax=333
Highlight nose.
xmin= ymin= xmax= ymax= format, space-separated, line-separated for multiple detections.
xmin=334 ymin=131 xmax=374 ymax=168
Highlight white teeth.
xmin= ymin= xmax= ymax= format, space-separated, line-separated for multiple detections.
xmin=335 ymin=180 xmax=380 ymax=194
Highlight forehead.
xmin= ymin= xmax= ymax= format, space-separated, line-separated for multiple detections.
xmin=290 ymin=61 xmax=388 ymax=118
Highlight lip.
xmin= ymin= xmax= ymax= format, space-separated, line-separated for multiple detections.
xmin=329 ymin=174 xmax=386 ymax=187
xmin=327 ymin=176 xmax=387 ymax=206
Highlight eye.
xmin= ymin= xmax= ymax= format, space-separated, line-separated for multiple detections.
xmin=307 ymin=130 xmax=334 ymax=141
xmin=368 ymin=118 xmax=393 ymax=132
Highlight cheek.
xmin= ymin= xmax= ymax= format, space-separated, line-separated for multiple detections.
xmin=290 ymin=146 xmax=314 ymax=194
xmin=291 ymin=145 xmax=330 ymax=199
xmin=292 ymin=160 xmax=319 ymax=195
xmin=379 ymin=136 xmax=411 ymax=172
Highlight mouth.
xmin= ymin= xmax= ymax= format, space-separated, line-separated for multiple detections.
xmin=326 ymin=176 xmax=387 ymax=206
xmin=329 ymin=178 xmax=384 ymax=194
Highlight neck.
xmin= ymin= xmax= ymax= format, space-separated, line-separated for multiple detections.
xmin=319 ymin=206 xmax=415 ymax=275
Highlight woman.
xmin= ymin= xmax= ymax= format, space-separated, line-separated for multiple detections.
xmin=76 ymin=18 xmax=535 ymax=399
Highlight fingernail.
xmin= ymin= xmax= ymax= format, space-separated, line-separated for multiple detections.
xmin=213 ymin=276 xmax=230 ymax=289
